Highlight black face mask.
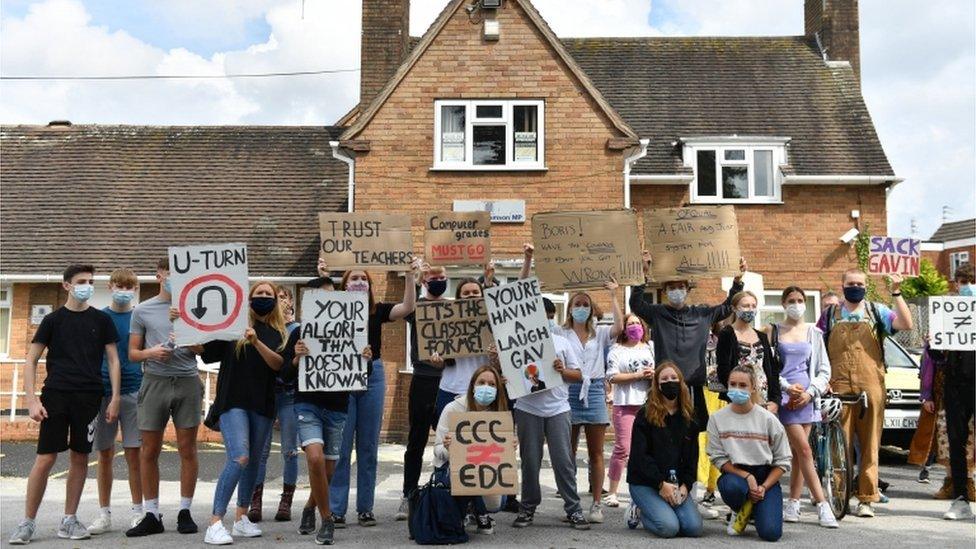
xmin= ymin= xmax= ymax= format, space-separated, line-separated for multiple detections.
xmin=250 ymin=296 xmax=277 ymax=316
xmin=660 ymin=381 xmax=681 ymax=401
xmin=426 ymin=279 xmax=448 ymax=297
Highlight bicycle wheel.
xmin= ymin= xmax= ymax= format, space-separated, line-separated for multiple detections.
xmin=825 ymin=422 xmax=852 ymax=520
xmin=809 ymin=424 xmax=832 ymax=505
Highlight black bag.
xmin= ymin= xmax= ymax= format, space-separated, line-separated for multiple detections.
xmin=203 ymin=404 xmax=221 ymax=432
xmin=408 ymin=466 xmax=468 ymax=545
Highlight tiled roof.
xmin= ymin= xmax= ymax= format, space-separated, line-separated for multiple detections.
xmin=0 ymin=125 xmax=348 ymax=277
xmin=561 ymin=36 xmax=895 ymax=177
xmin=928 ymin=219 xmax=976 ymax=243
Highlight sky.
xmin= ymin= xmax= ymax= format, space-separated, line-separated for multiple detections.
xmin=1 ymin=0 xmax=973 ymax=239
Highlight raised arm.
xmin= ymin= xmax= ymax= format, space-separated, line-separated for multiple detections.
xmin=607 ymin=278 xmax=623 ymax=339
xmin=519 ymin=243 xmax=533 ymax=280
xmin=390 ymin=257 xmax=422 ymax=320
xmin=889 ymin=274 xmax=913 ymax=332
xmin=710 ymin=257 xmax=747 ymax=322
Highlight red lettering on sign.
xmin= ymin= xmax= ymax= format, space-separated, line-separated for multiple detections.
xmin=466 ymin=443 xmax=504 ymax=465
xmin=178 ymin=273 xmax=245 ymax=332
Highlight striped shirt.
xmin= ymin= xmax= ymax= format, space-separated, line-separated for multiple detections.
xmin=706 ymin=405 xmax=792 ymax=472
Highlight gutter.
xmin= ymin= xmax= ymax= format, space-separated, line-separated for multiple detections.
xmin=330 ymin=140 xmax=356 ymax=212
xmin=782 ymin=175 xmax=904 ymax=185
xmin=629 ymin=174 xmax=695 ymax=185
xmin=622 ymin=138 xmax=650 ymax=208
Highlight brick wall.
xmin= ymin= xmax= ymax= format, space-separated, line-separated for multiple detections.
xmin=805 ymin=0 xmax=861 ymax=80
xmin=361 ymin=0 xmax=410 ymax=109
xmin=353 ymin=1 xmax=629 ymax=440
xmin=927 ymin=244 xmax=976 ymax=280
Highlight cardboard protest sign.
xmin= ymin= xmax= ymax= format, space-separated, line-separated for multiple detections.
xmin=484 ymin=278 xmax=561 ymax=399
xmin=530 ymin=209 xmax=644 ymax=291
xmin=423 ymin=212 xmax=491 ymax=266
xmin=448 ymin=412 xmax=519 ymax=496
xmin=868 ymin=236 xmax=920 ymax=277
xmin=169 ymin=243 xmax=249 ymax=346
xmin=643 ymin=206 xmax=740 ymax=281
xmin=298 ymin=290 xmax=369 ymax=392
xmin=319 ymin=212 xmax=413 ymax=271
xmin=415 ymin=298 xmax=493 ymax=360
xmin=928 ymin=296 xmax=976 ymax=351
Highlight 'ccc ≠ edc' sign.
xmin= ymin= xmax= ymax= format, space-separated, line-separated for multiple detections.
xmin=169 ymin=243 xmax=250 ymax=346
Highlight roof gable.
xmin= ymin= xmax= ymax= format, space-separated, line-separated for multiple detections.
xmin=341 ymin=0 xmax=636 ymax=141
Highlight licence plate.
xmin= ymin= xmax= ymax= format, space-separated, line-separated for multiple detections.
xmin=884 ymin=417 xmax=918 ymax=429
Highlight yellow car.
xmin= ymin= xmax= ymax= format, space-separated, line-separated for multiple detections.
xmin=881 ymin=336 xmax=922 ymax=449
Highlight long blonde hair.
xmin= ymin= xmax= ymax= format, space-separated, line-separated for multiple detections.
xmin=235 ymin=281 xmax=288 ymax=357
xmin=645 ymin=361 xmax=693 ymax=427
xmin=562 ymin=291 xmax=603 ymax=336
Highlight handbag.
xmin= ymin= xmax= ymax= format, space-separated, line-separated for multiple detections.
xmin=408 ymin=466 xmax=468 ymax=545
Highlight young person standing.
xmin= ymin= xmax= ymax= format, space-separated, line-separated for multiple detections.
xmin=9 ymin=264 xmax=121 ymax=545
xmin=90 ymin=269 xmax=145 ymax=535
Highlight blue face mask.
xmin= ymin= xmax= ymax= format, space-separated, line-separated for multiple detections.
xmin=843 ymin=286 xmax=866 ymax=303
xmin=736 ymin=310 xmax=756 ymax=324
xmin=163 ymin=278 xmax=172 ymax=294
xmin=473 ymin=385 xmax=497 ymax=406
xmin=72 ymin=283 xmax=94 ymax=302
xmin=571 ymin=306 xmax=591 ymax=324
xmin=727 ymin=389 xmax=752 ymax=405
xmin=112 ymin=290 xmax=135 ymax=305
xmin=960 ymin=284 xmax=975 ymax=297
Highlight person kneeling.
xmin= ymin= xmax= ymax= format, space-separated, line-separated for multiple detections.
xmin=433 ymin=365 xmax=512 ymax=535
xmin=625 ymin=361 xmax=703 ymax=538
xmin=707 ymin=366 xmax=792 ymax=542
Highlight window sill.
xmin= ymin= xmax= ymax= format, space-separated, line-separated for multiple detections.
xmin=691 ymin=199 xmax=783 ymax=205
xmin=430 ymin=165 xmax=548 ymax=173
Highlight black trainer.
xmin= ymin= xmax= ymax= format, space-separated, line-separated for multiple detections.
xmin=333 ymin=516 xmax=346 ymax=529
xmin=475 ymin=514 xmax=494 ymax=535
xmin=315 ymin=518 xmax=335 ymax=545
xmin=502 ymin=496 xmax=521 ymax=513
xmin=125 ymin=513 xmax=164 ymax=537
xmin=298 ymin=507 xmax=316 ymax=535
xmin=512 ymin=509 xmax=534 ymax=528
xmin=357 ymin=512 xmax=377 ymax=527
xmin=566 ymin=511 xmax=591 ymax=531
xmin=177 ymin=509 xmax=198 ymax=534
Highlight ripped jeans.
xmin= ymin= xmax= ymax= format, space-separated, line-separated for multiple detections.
xmin=212 ymin=408 xmax=273 ymax=517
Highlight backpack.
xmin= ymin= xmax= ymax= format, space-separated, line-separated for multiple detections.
xmin=822 ymin=302 xmax=887 ymax=368
xmin=408 ymin=466 xmax=469 ymax=545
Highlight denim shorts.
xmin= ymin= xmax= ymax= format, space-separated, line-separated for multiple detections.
xmin=295 ymin=402 xmax=347 ymax=460
xmin=568 ymin=378 xmax=610 ymax=425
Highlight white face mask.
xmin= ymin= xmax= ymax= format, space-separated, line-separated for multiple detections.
xmin=785 ymin=302 xmax=806 ymax=321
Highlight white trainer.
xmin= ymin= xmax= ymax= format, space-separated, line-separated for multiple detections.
xmin=394 ymin=497 xmax=409 ymax=521
xmin=232 ymin=516 xmax=262 ymax=538
xmin=89 ymin=513 xmax=112 ymax=535
xmin=855 ymin=502 xmax=874 ymax=518
xmin=817 ymin=502 xmax=839 ymax=528
xmin=944 ymin=497 xmax=975 ymax=521
xmin=783 ymin=499 xmax=800 ymax=523
xmin=204 ymin=521 xmax=234 ymax=545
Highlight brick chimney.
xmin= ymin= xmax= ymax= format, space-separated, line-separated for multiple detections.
xmin=360 ymin=0 xmax=410 ymax=110
xmin=805 ymin=0 xmax=860 ymax=81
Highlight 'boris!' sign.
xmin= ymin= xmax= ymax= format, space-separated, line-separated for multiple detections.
xmin=424 ymin=212 xmax=491 ymax=266
xmin=298 ymin=290 xmax=369 ymax=392
xmin=484 ymin=278 xmax=561 ymax=399
xmin=415 ymin=298 xmax=493 ymax=360
xmin=448 ymin=412 xmax=519 ymax=496
xmin=868 ymin=236 xmax=920 ymax=277
xmin=169 ymin=242 xmax=249 ymax=346
xmin=928 ymin=296 xmax=976 ymax=351
xmin=319 ymin=212 xmax=413 ymax=271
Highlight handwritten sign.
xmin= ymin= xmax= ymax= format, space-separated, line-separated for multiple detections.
xmin=928 ymin=296 xmax=976 ymax=351
xmin=643 ymin=206 xmax=740 ymax=282
xmin=530 ymin=209 xmax=644 ymax=291
xmin=298 ymin=290 xmax=369 ymax=392
xmin=318 ymin=212 xmax=413 ymax=271
xmin=415 ymin=299 xmax=493 ymax=360
xmin=448 ymin=412 xmax=519 ymax=496
xmin=484 ymin=278 xmax=561 ymax=399
xmin=868 ymin=236 xmax=920 ymax=277
xmin=169 ymin=243 xmax=249 ymax=345
xmin=423 ymin=212 xmax=491 ymax=266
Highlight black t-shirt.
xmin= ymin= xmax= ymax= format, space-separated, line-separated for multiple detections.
xmin=368 ymin=302 xmax=395 ymax=360
xmin=281 ymin=329 xmax=350 ymax=412
xmin=205 ymin=322 xmax=284 ymax=419
xmin=32 ymin=306 xmax=118 ymax=393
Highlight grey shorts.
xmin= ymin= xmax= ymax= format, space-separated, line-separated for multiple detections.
xmin=94 ymin=392 xmax=141 ymax=451
xmin=137 ymin=373 xmax=203 ymax=431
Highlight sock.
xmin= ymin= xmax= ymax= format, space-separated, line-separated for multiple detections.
xmin=131 ymin=503 xmax=144 ymax=514
xmin=144 ymin=499 xmax=160 ymax=518
xmin=100 ymin=506 xmax=112 ymax=517
xmin=62 ymin=514 xmax=76 ymax=523
xmin=180 ymin=497 xmax=192 ymax=511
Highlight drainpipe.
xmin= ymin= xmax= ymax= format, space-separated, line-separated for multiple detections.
xmin=623 ymin=139 xmax=650 ymax=209
xmin=330 ymin=141 xmax=356 ymax=212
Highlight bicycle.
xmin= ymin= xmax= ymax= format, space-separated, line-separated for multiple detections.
xmin=808 ymin=391 xmax=867 ymax=520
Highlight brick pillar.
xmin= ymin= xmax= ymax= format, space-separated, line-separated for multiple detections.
xmin=361 ymin=0 xmax=410 ymax=110
xmin=805 ymin=0 xmax=860 ymax=81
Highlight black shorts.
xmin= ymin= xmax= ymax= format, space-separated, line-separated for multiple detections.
xmin=37 ymin=388 xmax=102 ymax=455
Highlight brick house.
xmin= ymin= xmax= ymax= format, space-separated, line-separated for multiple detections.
xmin=0 ymin=0 xmax=898 ymax=441
xmin=920 ymin=219 xmax=976 ymax=280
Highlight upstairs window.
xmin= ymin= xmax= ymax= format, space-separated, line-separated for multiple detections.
xmin=685 ymin=140 xmax=786 ymax=204
xmin=434 ymin=100 xmax=545 ymax=170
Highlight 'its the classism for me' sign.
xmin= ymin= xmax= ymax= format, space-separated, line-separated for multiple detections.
xmin=415 ymin=298 xmax=493 ymax=360
xmin=298 ymin=290 xmax=369 ymax=392
xmin=484 ymin=278 xmax=561 ymax=400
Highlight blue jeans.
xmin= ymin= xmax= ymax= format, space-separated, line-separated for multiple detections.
xmin=212 ymin=408 xmax=273 ymax=517
xmin=717 ymin=467 xmax=783 ymax=542
xmin=330 ymin=359 xmax=385 ymax=517
xmin=629 ymin=484 xmax=703 ymax=538
xmin=255 ymin=388 xmax=299 ymax=487
xmin=434 ymin=388 xmax=460 ymax=425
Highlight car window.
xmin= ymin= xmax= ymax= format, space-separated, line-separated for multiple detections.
xmin=884 ymin=337 xmax=917 ymax=369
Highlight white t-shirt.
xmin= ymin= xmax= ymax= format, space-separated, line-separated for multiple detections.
xmin=439 ymin=354 xmax=488 ymax=395
xmin=606 ymin=342 xmax=654 ymax=407
xmin=554 ymin=324 xmax=613 ymax=382
xmin=514 ymin=334 xmax=579 ymax=418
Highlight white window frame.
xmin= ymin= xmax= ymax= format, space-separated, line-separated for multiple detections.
xmin=433 ymin=99 xmax=546 ymax=171
xmin=0 ymin=284 xmax=12 ymax=358
xmin=757 ymin=290 xmax=821 ymax=329
xmin=950 ymin=251 xmax=970 ymax=279
xmin=684 ymin=138 xmax=787 ymax=204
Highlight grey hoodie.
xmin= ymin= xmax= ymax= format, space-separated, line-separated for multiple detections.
xmin=629 ymin=280 xmax=742 ymax=386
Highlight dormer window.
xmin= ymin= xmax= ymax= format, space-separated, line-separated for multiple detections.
xmin=684 ymin=137 xmax=788 ymax=204
xmin=433 ymin=99 xmax=545 ymax=171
